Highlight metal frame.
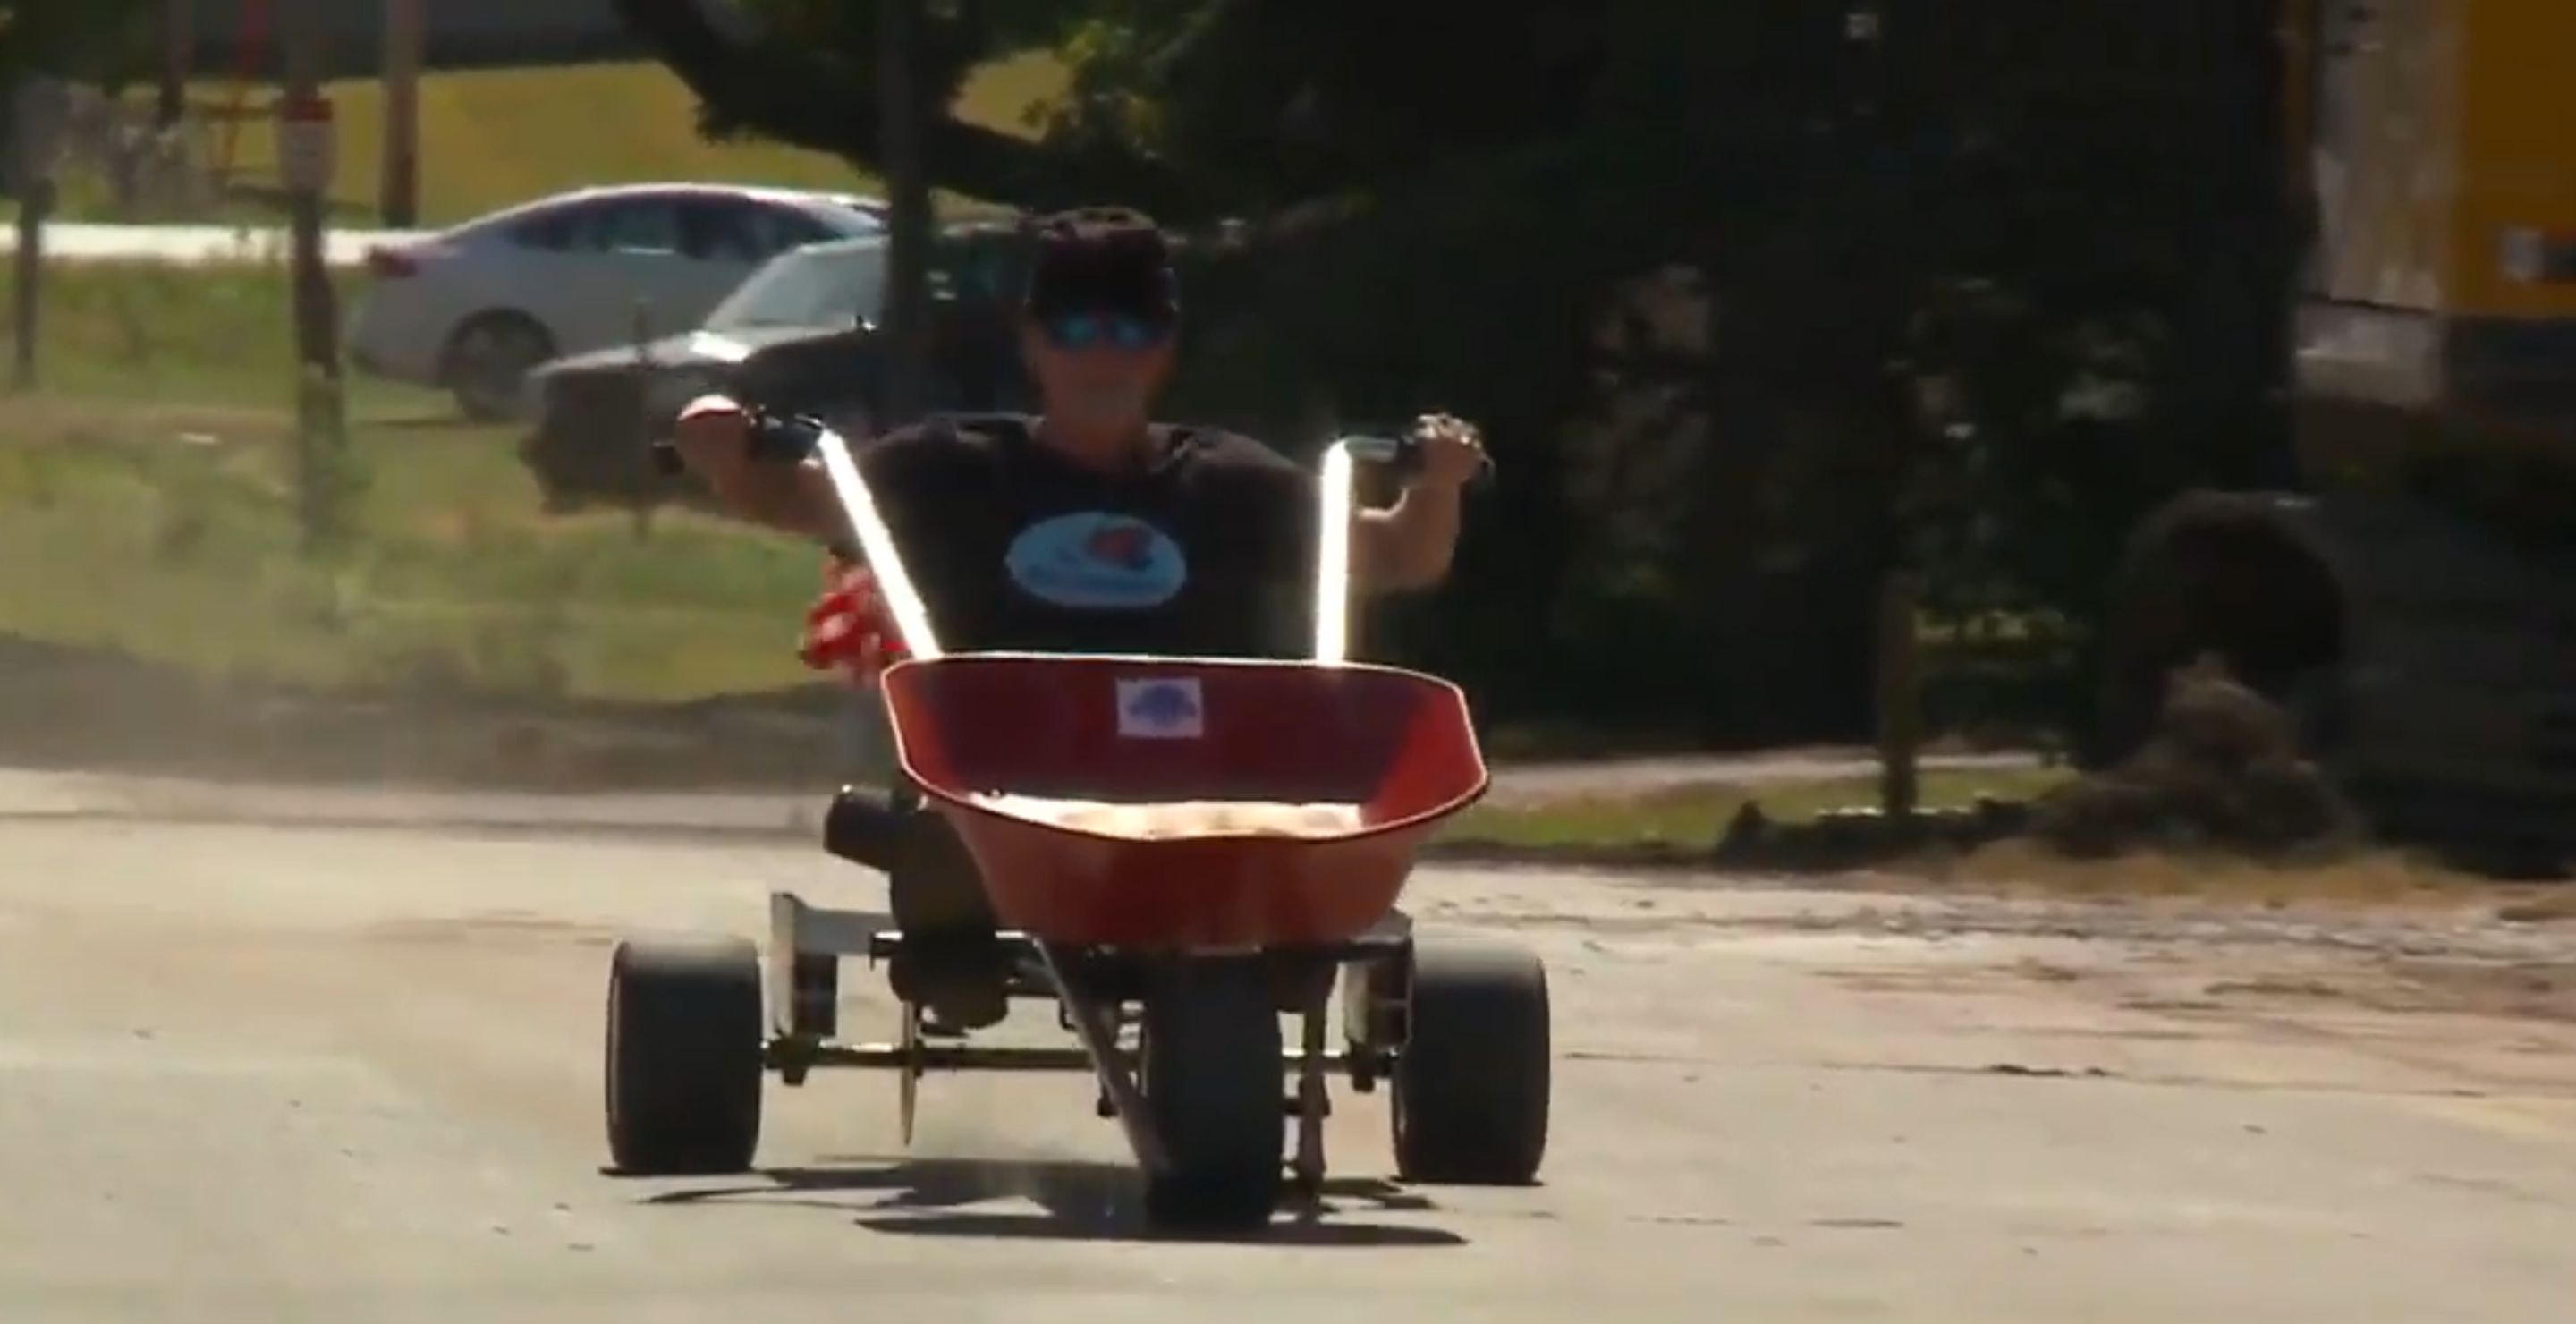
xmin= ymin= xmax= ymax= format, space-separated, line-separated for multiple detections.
xmin=762 ymin=889 xmax=1416 ymax=1192
xmin=747 ymin=426 xmax=1442 ymax=1192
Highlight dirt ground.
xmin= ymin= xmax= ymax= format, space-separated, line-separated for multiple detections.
xmin=0 ymin=775 xmax=2569 ymax=1322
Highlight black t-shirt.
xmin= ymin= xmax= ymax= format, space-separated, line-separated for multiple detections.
xmin=852 ymin=412 xmax=1323 ymax=658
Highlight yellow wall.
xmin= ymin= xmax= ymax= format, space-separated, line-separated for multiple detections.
xmin=2447 ymin=0 xmax=2576 ymax=319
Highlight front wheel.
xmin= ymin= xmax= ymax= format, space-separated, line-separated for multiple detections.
xmin=605 ymin=935 xmax=765 ymax=1175
xmin=1392 ymin=936 xmax=1551 ymax=1185
xmin=1138 ymin=957 xmax=1285 ymax=1234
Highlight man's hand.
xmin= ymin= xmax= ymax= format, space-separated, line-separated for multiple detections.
xmin=672 ymin=394 xmax=835 ymax=539
xmin=1408 ymin=412 xmax=1487 ymax=491
xmin=672 ymin=393 xmax=755 ymax=490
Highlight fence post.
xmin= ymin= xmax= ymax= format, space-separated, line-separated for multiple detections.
xmin=1876 ymin=570 xmax=1922 ymax=819
xmin=295 ymin=364 xmax=358 ymax=556
xmin=11 ymin=77 xmax=71 ymax=394
xmin=10 ymin=177 xmax=46 ymax=392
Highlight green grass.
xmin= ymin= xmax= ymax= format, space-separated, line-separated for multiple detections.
xmin=1445 ymin=766 xmax=2078 ymax=850
xmin=0 ymin=254 xmax=824 ymax=701
xmin=0 ymin=400 xmax=820 ymax=701
xmin=0 ymin=257 xmax=376 ymax=406
xmin=40 ymin=54 xmax=1068 ymax=227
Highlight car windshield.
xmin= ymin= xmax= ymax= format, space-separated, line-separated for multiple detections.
xmin=703 ymin=242 xmax=886 ymax=331
xmin=822 ymin=198 xmax=891 ymax=231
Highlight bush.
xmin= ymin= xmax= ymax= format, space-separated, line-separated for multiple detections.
xmin=2028 ymin=652 xmax=2363 ymax=860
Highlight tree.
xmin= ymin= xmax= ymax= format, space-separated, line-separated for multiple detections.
xmin=612 ymin=0 xmax=2310 ymax=745
xmin=611 ymin=0 xmax=1215 ymax=217
xmin=612 ymin=0 xmax=1618 ymax=221
xmin=0 ymin=0 xmax=153 ymax=84
xmin=2 ymin=0 xmax=153 ymax=200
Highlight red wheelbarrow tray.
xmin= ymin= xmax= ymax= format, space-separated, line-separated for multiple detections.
xmin=877 ymin=651 xmax=1490 ymax=951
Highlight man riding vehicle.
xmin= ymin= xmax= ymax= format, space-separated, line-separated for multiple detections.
xmin=669 ymin=206 xmax=1487 ymax=1031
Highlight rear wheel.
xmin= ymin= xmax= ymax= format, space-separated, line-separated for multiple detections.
xmin=1392 ymin=936 xmax=1551 ymax=1184
xmin=605 ymin=935 xmax=764 ymax=1175
xmin=1139 ymin=957 xmax=1284 ymax=1233
xmin=443 ymin=311 xmax=555 ymax=420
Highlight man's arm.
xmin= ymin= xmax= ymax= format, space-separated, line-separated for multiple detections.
xmin=1352 ymin=484 xmax=1465 ymax=592
xmin=1221 ymin=416 xmax=1487 ymax=598
xmin=1351 ymin=413 xmax=1485 ymax=592
xmin=670 ymin=395 xmax=843 ymax=542
xmin=1254 ymin=458 xmax=1460 ymax=595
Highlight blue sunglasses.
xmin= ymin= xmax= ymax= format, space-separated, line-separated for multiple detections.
xmin=1040 ymin=311 xmax=1167 ymax=352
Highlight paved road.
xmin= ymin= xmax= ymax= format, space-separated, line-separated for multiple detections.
xmin=0 ymin=221 xmax=429 ymax=267
xmin=1 ymin=795 xmax=2570 ymax=1320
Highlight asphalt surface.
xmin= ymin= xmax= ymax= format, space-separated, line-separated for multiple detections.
xmin=1 ymin=777 xmax=2571 ymax=1321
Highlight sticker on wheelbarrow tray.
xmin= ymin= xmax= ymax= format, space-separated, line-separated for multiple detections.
xmin=1115 ymin=676 xmax=1204 ymax=739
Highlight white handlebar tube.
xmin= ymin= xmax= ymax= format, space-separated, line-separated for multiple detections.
xmin=812 ymin=425 xmax=945 ymax=661
xmin=1313 ymin=438 xmax=1360 ymax=665
xmin=1311 ymin=433 xmax=1412 ymax=665
xmin=821 ymin=423 xmax=1387 ymax=666
xmin=1311 ymin=432 xmax=1414 ymax=665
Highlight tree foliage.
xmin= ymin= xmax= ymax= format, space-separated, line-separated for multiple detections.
xmin=613 ymin=0 xmax=1616 ymax=220
xmin=0 ymin=0 xmax=152 ymax=83
xmin=615 ymin=0 xmax=2307 ymax=744
xmin=611 ymin=0 xmax=1213 ymax=216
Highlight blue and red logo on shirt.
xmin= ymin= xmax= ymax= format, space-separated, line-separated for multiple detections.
xmin=1006 ymin=511 xmax=1188 ymax=609
xmin=1082 ymin=522 xmax=1157 ymax=572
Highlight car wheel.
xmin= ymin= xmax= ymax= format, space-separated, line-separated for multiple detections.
xmin=442 ymin=312 xmax=557 ymax=421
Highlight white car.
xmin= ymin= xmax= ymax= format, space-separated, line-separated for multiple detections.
xmin=346 ymin=182 xmax=887 ymax=419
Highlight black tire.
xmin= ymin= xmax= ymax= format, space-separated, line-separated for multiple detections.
xmin=1138 ymin=957 xmax=1284 ymax=1234
xmin=2283 ymin=664 xmax=2353 ymax=759
xmin=604 ymin=935 xmax=765 ymax=1175
xmin=1392 ymin=937 xmax=1551 ymax=1185
xmin=2092 ymin=492 xmax=2345 ymax=768
xmin=443 ymin=311 xmax=556 ymax=420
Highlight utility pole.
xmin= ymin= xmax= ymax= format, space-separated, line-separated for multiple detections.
xmin=832 ymin=0 xmax=936 ymax=791
xmin=378 ymin=0 xmax=422 ymax=226
xmin=276 ymin=0 xmax=340 ymax=379
xmin=157 ymin=0 xmax=194 ymax=128
xmin=876 ymin=0 xmax=933 ymax=428
xmin=11 ymin=78 xmax=70 ymax=393
xmin=1874 ymin=572 xmax=1922 ymax=822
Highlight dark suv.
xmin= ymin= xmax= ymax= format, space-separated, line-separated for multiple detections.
xmin=520 ymin=219 xmax=1032 ymax=512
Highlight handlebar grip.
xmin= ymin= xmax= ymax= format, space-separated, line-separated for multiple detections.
xmin=1336 ymin=429 xmax=1498 ymax=488
xmin=750 ymin=412 xmax=828 ymax=462
xmin=648 ymin=409 xmax=824 ymax=479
